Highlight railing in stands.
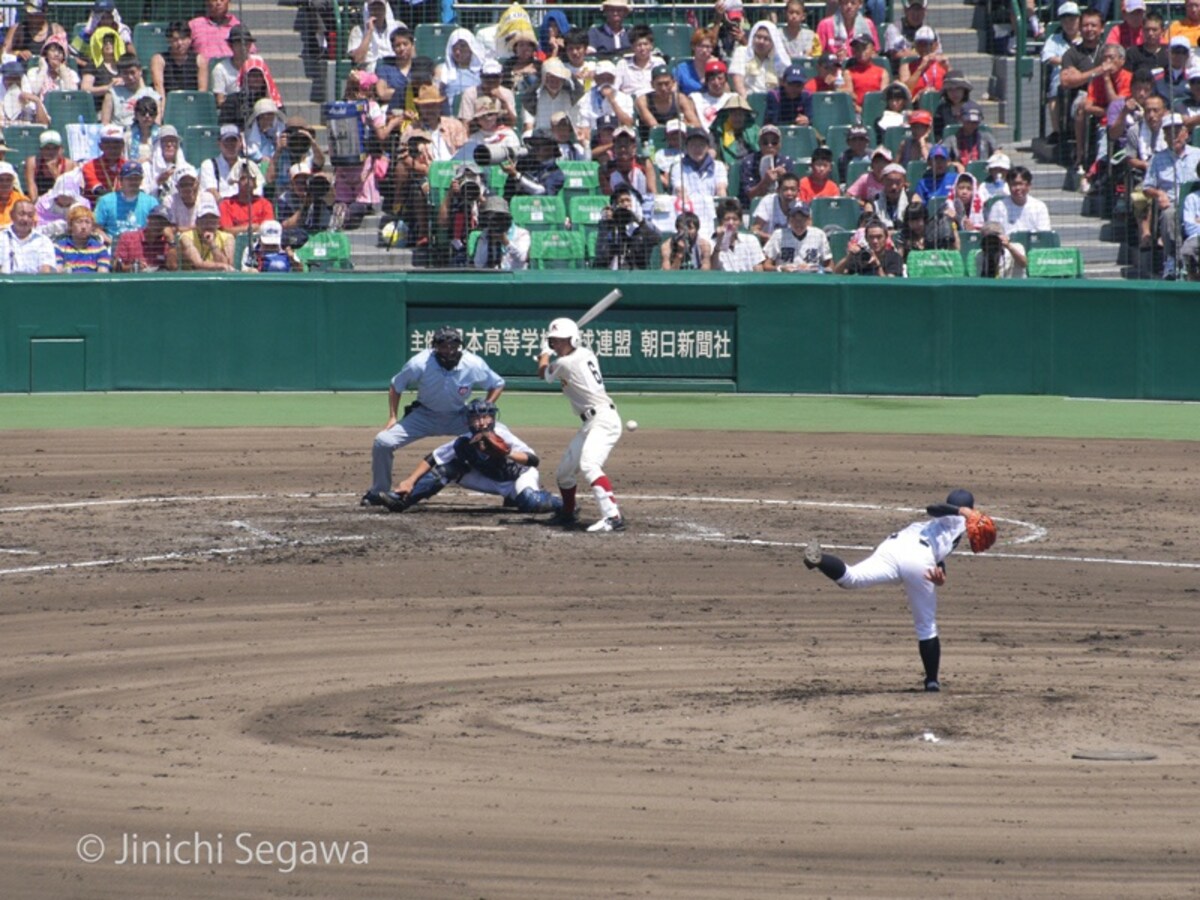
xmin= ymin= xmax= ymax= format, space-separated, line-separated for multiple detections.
xmin=1010 ymin=0 xmax=1025 ymax=143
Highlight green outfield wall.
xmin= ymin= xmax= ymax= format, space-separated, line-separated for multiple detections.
xmin=2 ymin=272 xmax=1198 ymax=399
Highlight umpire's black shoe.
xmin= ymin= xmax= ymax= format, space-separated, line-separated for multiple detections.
xmin=381 ymin=491 xmax=412 ymax=513
xmin=361 ymin=490 xmax=384 ymax=507
xmin=545 ymin=509 xmax=580 ymax=529
xmin=924 ymin=679 xmax=941 ymax=693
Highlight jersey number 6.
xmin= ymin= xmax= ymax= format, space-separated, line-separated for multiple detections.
xmin=587 ymin=360 xmax=604 ymax=385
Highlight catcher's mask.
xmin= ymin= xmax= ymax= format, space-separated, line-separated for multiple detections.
xmin=432 ymin=326 xmax=463 ymax=370
xmin=466 ymin=398 xmax=498 ymax=433
xmin=546 ymin=317 xmax=580 ymax=348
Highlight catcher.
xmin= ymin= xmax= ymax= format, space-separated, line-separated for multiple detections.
xmin=802 ymin=489 xmax=997 ymax=693
xmin=380 ymin=399 xmax=562 ymax=516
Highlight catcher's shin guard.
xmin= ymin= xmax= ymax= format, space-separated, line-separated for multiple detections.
xmin=514 ymin=488 xmax=562 ymax=514
xmin=407 ymin=470 xmax=450 ymax=505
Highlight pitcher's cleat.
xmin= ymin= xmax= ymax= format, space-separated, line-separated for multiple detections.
xmin=803 ymin=539 xmax=823 ymax=569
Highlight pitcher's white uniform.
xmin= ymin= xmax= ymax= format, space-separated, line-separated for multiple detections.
xmin=545 ymin=344 xmax=623 ymax=491
xmin=835 ymin=514 xmax=967 ymax=641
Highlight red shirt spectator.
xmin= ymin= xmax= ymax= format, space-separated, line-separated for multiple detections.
xmin=219 ymin=193 xmax=275 ymax=232
xmin=113 ymin=211 xmax=178 ymax=271
xmin=81 ymin=126 xmax=127 ymax=200
xmin=846 ymin=33 xmax=888 ymax=108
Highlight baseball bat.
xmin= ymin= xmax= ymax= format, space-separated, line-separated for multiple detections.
xmin=576 ymin=289 xmax=622 ymax=329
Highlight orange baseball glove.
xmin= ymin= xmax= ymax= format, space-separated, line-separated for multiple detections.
xmin=966 ymin=509 xmax=997 ymax=553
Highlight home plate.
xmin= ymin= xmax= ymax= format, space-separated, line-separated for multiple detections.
xmin=1071 ymin=749 xmax=1158 ymax=762
xmin=446 ymin=526 xmax=508 ymax=532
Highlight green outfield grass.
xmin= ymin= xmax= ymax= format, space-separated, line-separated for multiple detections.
xmin=1 ymin=392 xmax=1197 ymax=441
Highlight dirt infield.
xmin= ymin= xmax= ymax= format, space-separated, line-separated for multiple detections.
xmin=1 ymin=428 xmax=1198 ymax=899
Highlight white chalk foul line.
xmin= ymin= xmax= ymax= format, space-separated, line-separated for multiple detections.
xmin=0 ymin=548 xmax=37 ymax=555
xmin=0 ymin=535 xmax=365 ymax=578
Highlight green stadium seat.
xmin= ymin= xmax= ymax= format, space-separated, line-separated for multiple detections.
xmin=427 ymin=159 xmax=457 ymax=211
xmin=827 ymin=229 xmax=853 ymax=262
xmin=132 ymin=22 xmax=170 ymax=62
xmin=779 ymin=124 xmax=817 ymax=160
xmin=811 ymin=195 xmax=861 ymax=232
xmin=883 ymin=125 xmax=909 ymax=157
xmin=184 ymin=124 xmax=220 ymax=165
xmin=294 ymin=231 xmax=353 ymax=271
xmin=845 ymin=158 xmax=870 ymax=187
xmin=747 ymin=91 xmax=768 ymax=125
xmin=651 ymin=23 xmax=692 ymax=63
xmin=966 ymin=248 xmax=981 ymax=274
xmin=906 ymin=160 xmax=928 ymax=184
xmin=233 ymin=231 xmax=251 ymax=269
xmin=466 ymin=229 xmax=480 ymax=260
xmin=966 ymin=160 xmax=990 ymax=182
xmin=1009 ymin=230 xmax=1061 ymax=252
xmin=1 ymin=124 xmax=46 ymax=170
xmin=919 ymin=91 xmax=942 ymax=113
xmin=825 ymin=124 xmax=851 ymax=160
xmin=1028 ymin=247 xmax=1083 ymax=277
xmin=164 ymin=90 xmax=218 ymax=132
xmin=511 ymin=194 xmax=566 ymax=231
xmin=558 ymin=160 xmax=601 ymax=194
xmin=860 ymin=90 xmax=886 ymax=131
xmin=958 ymin=228 xmax=982 ymax=261
xmin=809 ymin=91 xmax=856 ymax=138
xmin=569 ymin=193 xmax=609 ymax=228
xmin=415 ymin=23 xmax=453 ymax=64
xmin=907 ymin=249 xmax=966 ymax=277
xmin=44 ymin=90 xmax=97 ymax=135
xmin=530 ymin=230 xmax=586 ymax=269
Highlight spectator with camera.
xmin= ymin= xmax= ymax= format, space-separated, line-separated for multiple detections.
xmin=454 ymin=97 xmax=521 ymax=166
xmin=398 ymin=85 xmax=467 ymax=162
xmin=280 ymin=168 xmax=335 ymax=237
xmin=501 ymin=128 xmax=565 ymax=197
xmin=712 ymin=199 xmax=765 ymax=271
xmin=386 ymin=130 xmax=433 ymax=245
xmin=594 ymin=183 xmax=660 ymax=269
xmin=833 ymin=217 xmax=903 ymax=275
xmin=472 ymin=194 xmax=529 ymax=270
xmin=437 ymin=161 xmax=488 ymax=266
xmin=661 ymin=210 xmax=712 ymax=269
xmin=974 ymin=221 xmax=1024 ymax=277
xmin=113 ymin=204 xmax=178 ymax=271
xmin=762 ymin=200 xmax=833 ymax=273
xmin=262 ymin=116 xmax=325 ymax=197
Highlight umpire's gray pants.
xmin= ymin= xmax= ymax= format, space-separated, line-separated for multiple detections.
xmin=371 ymin=406 xmax=468 ymax=493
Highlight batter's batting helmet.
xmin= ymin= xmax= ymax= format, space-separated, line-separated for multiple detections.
xmin=946 ymin=489 xmax=975 ymax=508
xmin=547 ymin=317 xmax=580 ymax=347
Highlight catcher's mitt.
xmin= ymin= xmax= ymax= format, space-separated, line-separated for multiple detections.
xmin=965 ymin=510 xmax=997 ymax=553
xmin=472 ymin=430 xmax=511 ymax=459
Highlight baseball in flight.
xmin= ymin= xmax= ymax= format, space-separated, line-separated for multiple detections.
xmin=626 ymin=420 xmax=638 ymax=431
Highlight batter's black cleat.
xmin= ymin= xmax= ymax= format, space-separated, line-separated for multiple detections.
xmin=924 ymin=679 xmax=941 ymax=693
xmin=545 ymin=509 xmax=580 ymax=529
xmin=803 ymin=539 xmax=822 ymax=569
xmin=380 ymin=491 xmax=412 ymax=513
xmin=361 ymin=490 xmax=384 ymax=507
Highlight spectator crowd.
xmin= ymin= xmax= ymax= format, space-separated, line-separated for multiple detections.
xmin=7 ymin=0 xmax=1147 ymax=278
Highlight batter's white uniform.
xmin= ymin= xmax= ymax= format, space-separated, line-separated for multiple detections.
xmin=835 ymin=514 xmax=967 ymax=641
xmin=544 ymin=345 xmax=622 ymax=508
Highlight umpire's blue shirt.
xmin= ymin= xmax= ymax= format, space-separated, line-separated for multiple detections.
xmin=391 ymin=350 xmax=505 ymax=414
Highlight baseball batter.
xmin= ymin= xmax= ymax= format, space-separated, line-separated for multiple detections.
xmin=379 ymin=400 xmax=562 ymax=515
xmin=803 ymin=489 xmax=997 ymax=692
xmin=536 ymin=317 xmax=625 ymax=533
xmin=361 ymin=326 xmax=505 ymax=507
